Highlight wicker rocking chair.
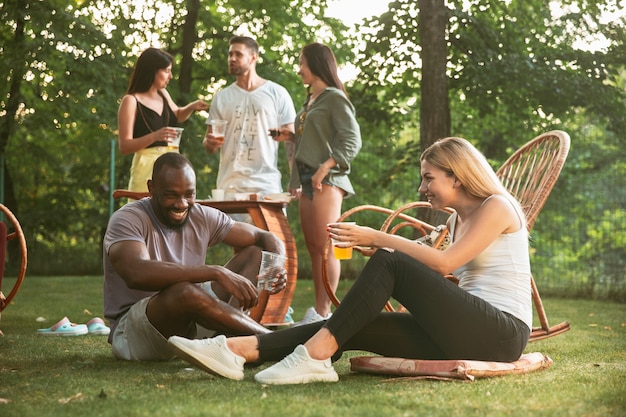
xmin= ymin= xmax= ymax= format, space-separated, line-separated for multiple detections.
xmin=0 ymin=204 xmax=28 ymax=320
xmin=322 ymin=130 xmax=571 ymax=343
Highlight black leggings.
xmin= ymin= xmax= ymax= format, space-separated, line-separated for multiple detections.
xmin=257 ymin=250 xmax=530 ymax=363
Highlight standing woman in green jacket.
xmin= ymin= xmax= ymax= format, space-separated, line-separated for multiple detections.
xmin=282 ymin=43 xmax=362 ymax=325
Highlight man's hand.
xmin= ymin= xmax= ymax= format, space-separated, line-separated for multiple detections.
xmin=264 ymin=267 xmax=287 ymax=295
xmin=214 ymin=266 xmax=259 ymax=310
xmin=202 ymin=133 xmax=224 ymax=154
xmin=269 ymin=127 xmax=295 ymax=142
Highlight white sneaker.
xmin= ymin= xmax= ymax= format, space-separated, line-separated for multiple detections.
xmin=254 ymin=345 xmax=338 ymax=385
xmin=168 ymin=335 xmax=245 ymax=380
xmin=292 ymin=307 xmax=332 ymax=327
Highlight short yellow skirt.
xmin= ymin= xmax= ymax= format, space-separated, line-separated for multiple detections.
xmin=127 ymin=146 xmax=177 ymax=192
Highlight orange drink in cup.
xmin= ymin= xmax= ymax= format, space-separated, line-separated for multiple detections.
xmin=332 ymin=240 xmax=353 ymax=260
xmin=331 ymin=222 xmax=356 ymax=260
xmin=210 ymin=119 xmax=227 ymax=144
xmin=168 ymin=127 xmax=184 ymax=150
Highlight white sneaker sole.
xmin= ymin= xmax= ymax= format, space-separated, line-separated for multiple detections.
xmin=168 ymin=337 xmax=244 ymax=381
xmin=255 ymin=371 xmax=339 ymax=385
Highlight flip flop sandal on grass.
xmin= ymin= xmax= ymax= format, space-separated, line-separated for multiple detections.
xmin=37 ymin=317 xmax=88 ymax=336
xmin=86 ymin=317 xmax=110 ymax=336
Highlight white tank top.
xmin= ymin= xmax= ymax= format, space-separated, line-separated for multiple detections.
xmin=450 ymin=196 xmax=533 ymax=330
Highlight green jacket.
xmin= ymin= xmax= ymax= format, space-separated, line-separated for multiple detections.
xmin=290 ymin=87 xmax=362 ymax=197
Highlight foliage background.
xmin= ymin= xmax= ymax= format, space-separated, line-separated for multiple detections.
xmin=1 ymin=0 xmax=624 ymax=300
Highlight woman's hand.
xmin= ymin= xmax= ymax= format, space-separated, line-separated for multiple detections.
xmin=191 ymin=100 xmax=209 ymax=112
xmin=155 ymin=126 xmax=179 ymax=145
xmin=313 ymin=158 xmax=337 ymax=191
xmin=327 ymin=222 xmax=378 ymax=248
xmin=312 ymin=168 xmax=327 ymax=191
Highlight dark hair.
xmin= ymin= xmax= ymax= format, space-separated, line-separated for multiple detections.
xmin=152 ymin=152 xmax=192 ymax=180
xmin=301 ymin=43 xmax=345 ymax=94
xmin=229 ymin=36 xmax=259 ymax=55
xmin=126 ymin=48 xmax=173 ymax=94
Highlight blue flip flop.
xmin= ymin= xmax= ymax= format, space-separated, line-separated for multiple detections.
xmin=37 ymin=317 xmax=88 ymax=337
xmin=86 ymin=317 xmax=110 ymax=336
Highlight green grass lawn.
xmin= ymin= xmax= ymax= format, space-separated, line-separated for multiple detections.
xmin=0 ymin=276 xmax=624 ymax=417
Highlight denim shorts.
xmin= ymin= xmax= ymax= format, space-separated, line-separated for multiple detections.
xmin=298 ymin=163 xmax=333 ymax=199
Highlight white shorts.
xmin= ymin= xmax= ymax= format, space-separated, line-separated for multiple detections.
xmin=111 ymin=297 xmax=180 ymax=361
xmin=112 ymin=287 xmax=220 ymax=361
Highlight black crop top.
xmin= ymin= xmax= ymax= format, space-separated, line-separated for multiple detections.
xmin=133 ymin=92 xmax=178 ymax=148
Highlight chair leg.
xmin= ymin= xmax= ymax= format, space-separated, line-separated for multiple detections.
xmin=529 ymin=275 xmax=570 ymax=342
xmin=531 ymin=276 xmax=550 ymax=331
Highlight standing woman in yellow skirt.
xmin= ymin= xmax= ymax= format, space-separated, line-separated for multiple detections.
xmin=118 ymin=48 xmax=208 ymax=192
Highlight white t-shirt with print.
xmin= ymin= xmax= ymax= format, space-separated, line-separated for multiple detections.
xmin=207 ymin=81 xmax=296 ymax=194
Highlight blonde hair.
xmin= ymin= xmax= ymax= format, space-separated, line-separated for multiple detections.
xmin=421 ymin=137 xmax=526 ymax=224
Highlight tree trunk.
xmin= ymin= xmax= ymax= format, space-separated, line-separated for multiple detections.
xmin=419 ymin=0 xmax=450 ymax=153
xmin=178 ymin=0 xmax=200 ymax=96
xmin=0 ymin=1 xmax=26 ymax=219
xmin=418 ymin=0 xmax=450 ymax=224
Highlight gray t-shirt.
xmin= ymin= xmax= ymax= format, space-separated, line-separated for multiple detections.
xmin=103 ymin=198 xmax=234 ymax=332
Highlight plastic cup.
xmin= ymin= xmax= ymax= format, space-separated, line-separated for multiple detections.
xmin=331 ymin=222 xmax=356 ymax=260
xmin=210 ymin=119 xmax=227 ymax=143
xmin=257 ymin=251 xmax=287 ymax=291
xmin=211 ymin=189 xmax=224 ymax=200
xmin=332 ymin=238 xmax=353 ymax=260
xmin=169 ymin=127 xmax=184 ymax=149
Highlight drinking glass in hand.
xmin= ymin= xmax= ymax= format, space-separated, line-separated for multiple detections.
xmin=257 ymin=251 xmax=287 ymax=291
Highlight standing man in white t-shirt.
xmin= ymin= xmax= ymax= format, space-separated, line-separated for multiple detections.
xmin=203 ymin=36 xmax=297 ymax=200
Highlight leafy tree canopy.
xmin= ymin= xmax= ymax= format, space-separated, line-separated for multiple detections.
xmin=0 ymin=0 xmax=624 ymax=292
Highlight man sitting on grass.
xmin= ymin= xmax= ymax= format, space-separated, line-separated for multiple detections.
xmin=103 ymin=152 xmax=286 ymax=360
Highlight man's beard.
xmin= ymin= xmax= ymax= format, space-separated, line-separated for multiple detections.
xmin=160 ymin=204 xmax=192 ymax=229
xmin=229 ymin=65 xmax=247 ymax=76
